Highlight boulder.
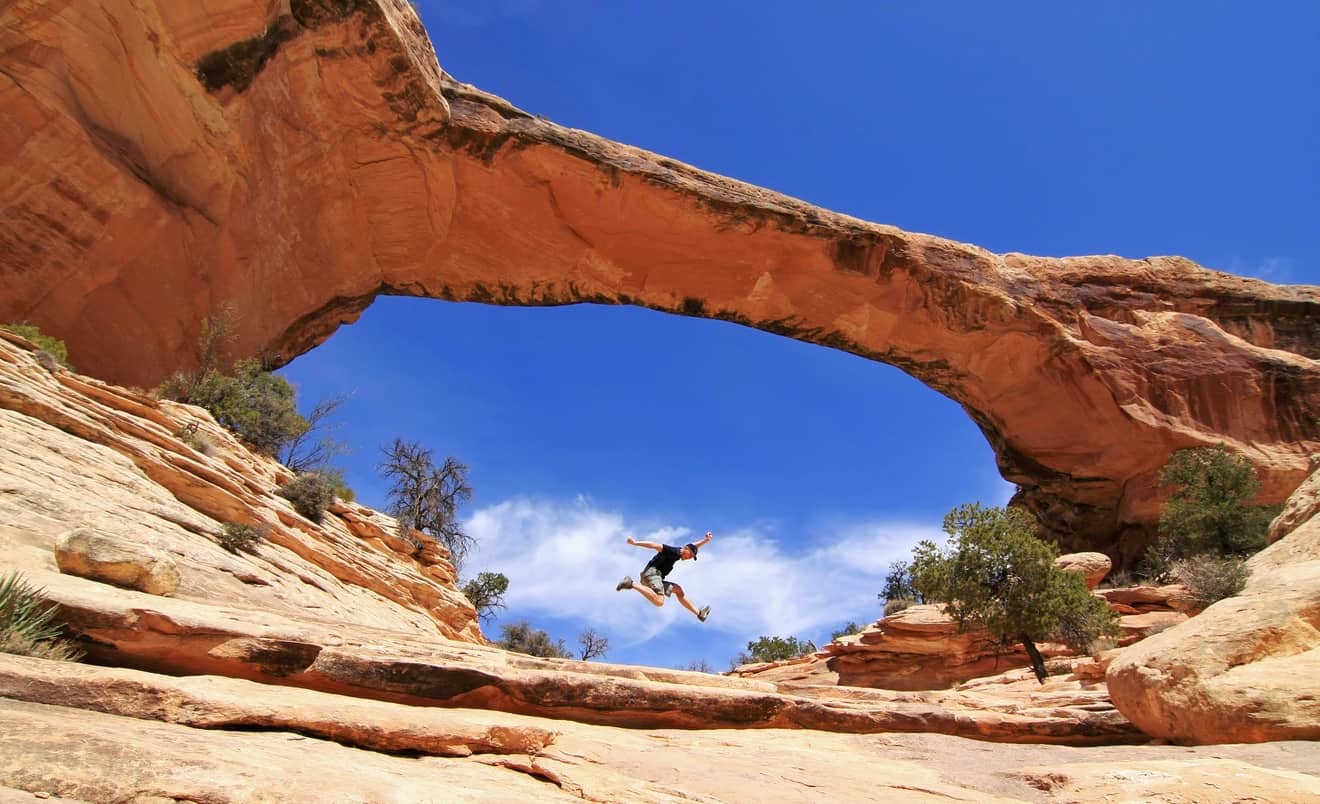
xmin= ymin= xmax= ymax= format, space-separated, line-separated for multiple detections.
xmin=55 ymin=528 xmax=180 ymax=596
xmin=1055 ymin=551 xmax=1111 ymax=589
xmin=1106 ymin=465 xmax=1320 ymax=743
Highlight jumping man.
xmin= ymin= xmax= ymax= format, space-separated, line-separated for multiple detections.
xmin=616 ymin=531 xmax=713 ymax=622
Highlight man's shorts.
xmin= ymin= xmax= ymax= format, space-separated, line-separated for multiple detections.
xmin=640 ymin=567 xmax=674 ymax=597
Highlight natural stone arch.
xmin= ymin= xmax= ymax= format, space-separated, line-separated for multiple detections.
xmin=2 ymin=0 xmax=1317 ymax=559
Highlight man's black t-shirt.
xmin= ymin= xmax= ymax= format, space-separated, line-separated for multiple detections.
xmin=644 ymin=545 xmax=683 ymax=578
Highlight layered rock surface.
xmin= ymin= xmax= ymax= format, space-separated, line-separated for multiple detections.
xmin=3 ymin=311 xmax=1320 ymax=799
xmin=2 ymin=0 xmax=1318 ymax=558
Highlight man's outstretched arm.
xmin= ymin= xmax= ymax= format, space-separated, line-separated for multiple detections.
xmin=695 ymin=531 xmax=713 ymax=548
xmin=626 ymin=536 xmax=662 ymax=551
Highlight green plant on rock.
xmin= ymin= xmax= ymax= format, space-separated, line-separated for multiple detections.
xmin=1145 ymin=445 xmax=1280 ymax=581
xmin=909 ymin=503 xmax=1119 ymax=683
xmin=0 ymin=571 xmax=82 ymax=662
xmin=1 ymin=323 xmax=69 ymax=368
xmin=277 ymin=472 xmax=338 ymax=523
xmin=219 ymin=522 xmax=269 ymax=554
xmin=735 ymin=634 xmax=818 ymax=665
xmin=189 ymin=359 xmax=310 ymax=455
xmin=496 ymin=620 xmax=571 ymax=659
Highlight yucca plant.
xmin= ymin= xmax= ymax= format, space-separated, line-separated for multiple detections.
xmin=0 ymin=571 xmax=82 ymax=661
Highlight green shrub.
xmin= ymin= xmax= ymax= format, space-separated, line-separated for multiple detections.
xmin=1154 ymin=445 xmax=1279 ymax=561
xmin=1 ymin=323 xmax=69 ymax=367
xmin=189 ymin=359 xmax=310 ymax=455
xmin=1170 ymin=554 xmax=1249 ymax=608
xmin=883 ymin=596 xmax=915 ymax=617
xmin=277 ymin=472 xmax=338 ymax=523
xmin=219 ymin=522 xmax=268 ymax=554
xmin=496 ymin=620 xmax=571 ymax=658
xmin=736 ymin=635 xmax=818 ymax=665
xmin=0 ymin=571 xmax=82 ymax=662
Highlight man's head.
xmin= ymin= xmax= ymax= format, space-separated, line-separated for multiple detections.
xmin=681 ymin=543 xmax=699 ymax=560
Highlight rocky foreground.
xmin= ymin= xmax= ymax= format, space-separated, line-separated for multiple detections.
xmin=3 ymin=325 xmax=1320 ymax=800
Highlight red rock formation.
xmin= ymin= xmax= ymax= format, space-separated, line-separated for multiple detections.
xmin=1106 ymin=464 xmax=1320 ymax=744
xmin=2 ymin=0 xmax=1317 ymax=559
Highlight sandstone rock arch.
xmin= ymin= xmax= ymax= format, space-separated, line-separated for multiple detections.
xmin=2 ymin=0 xmax=1317 ymax=559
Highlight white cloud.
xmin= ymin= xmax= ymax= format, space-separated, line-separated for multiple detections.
xmin=1219 ymin=256 xmax=1297 ymax=284
xmin=462 ymin=497 xmax=942 ymax=648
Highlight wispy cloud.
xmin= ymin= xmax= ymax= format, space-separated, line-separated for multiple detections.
xmin=1219 ymin=256 xmax=1298 ymax=284
xmin=462 ymin=497 xmax=942 ymax=648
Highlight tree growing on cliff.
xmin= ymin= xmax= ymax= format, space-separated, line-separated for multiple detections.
xmin=379 ymin=438 xmax=474 ymax=569
xmin=909 ymin=503 xmax=1118 ymax=683
xmin=461 ymin=571 xmax=509 ymax=623
xmin=1145 ymin=445 xmax=1281 ymax=578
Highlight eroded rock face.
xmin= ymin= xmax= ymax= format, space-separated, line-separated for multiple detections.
xmin=1106 ymin=464 xmax=1320 ymax=744
xmin=1 ymin=1 xmax=1317 ymax=558
xmin=0 ymin=333 xmax=482 ymax=642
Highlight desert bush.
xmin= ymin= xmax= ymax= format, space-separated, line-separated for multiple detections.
xmin=1 ymin=323 xmax=69 ymax=368
xmin=1169 ymin=554 xmax=1249 ymax=608
xmin=0 ymin=571 xmax=82 ymax=662
xmin=277 ymin=472 xmax=338 ymax=523
xmin=883 ymin=597 xmax=915 ymax=617
xmin=190 ymin=359 xmax=309 ymax=455
xmin=219 ymin=522 xmax=268 ymax=554
xmin=735 ymin=635 xmax=817 ymax=665
xmin=496 ymin=620 xmax=571 ymax=658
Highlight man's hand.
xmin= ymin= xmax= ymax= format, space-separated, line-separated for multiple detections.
xmin=626 ymin=536 xmax=636 ymax=546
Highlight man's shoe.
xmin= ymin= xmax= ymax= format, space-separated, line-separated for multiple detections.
xmin=616 ymin=576 xmax=633 ymax=591
xmin=697 ymin=605 xmax=711 ymax=622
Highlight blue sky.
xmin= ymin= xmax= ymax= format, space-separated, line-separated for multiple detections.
xmin=281 ymin=2 xmax=1319 ymax=669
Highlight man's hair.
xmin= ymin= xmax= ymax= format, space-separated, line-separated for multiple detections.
xmin=684 ymin=542 xmax=699 ymax=559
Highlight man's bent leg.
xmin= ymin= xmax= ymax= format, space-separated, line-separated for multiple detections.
xmin=672 ymin=585 xmax=702 ymax=617
xmin=633 ymin=584 xmax=665 ymax=607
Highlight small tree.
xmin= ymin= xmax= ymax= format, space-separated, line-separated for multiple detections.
xmin=189 ymin=359 xmax=310 ymax=455
xmin=497 ymin=620 xmax=571 ymax=659
xmin=910 ymin=503 xmax=1118 ymax=683
xmin=462 ymin=571 xmax=509 ymax=622
xmin=736 ymin=635 xmax=818 ymax=665
xmin=279 ymin=391 xmax=354 ymax=475
xmin=577 ymin=628 xmax=609 ymax=660
xmin=830 ymin=622 xmax=862 ymax=641
xmin=1146 ymin=445 xmax=1280 ymax=578
xmin=880 ymin=559 xmax=920 ymax=604
xmin=379 ymin=439 xmax=474 ymax=569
